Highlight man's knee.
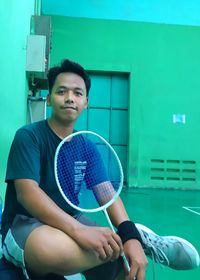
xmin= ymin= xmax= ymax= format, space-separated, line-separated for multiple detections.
xmin=24 ymin=225 xmax=71 ymax=275
xmin=24 ymin=225 xmax=100 ymax=276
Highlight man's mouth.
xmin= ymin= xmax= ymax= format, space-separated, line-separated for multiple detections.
xmin=61 ymin=106 xmax=77 ymax=111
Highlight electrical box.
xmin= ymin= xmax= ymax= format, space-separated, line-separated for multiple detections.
xmin=26 ymin=16 xmax=51 ymax=90
xmin=33 ymin=15 xmax=51 ymax=63
xmin=26 ymin=34 xmax=46 ymax=74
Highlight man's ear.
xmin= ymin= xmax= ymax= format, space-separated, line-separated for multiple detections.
xmin=46 ymin=94 xmax=51 ymax=106
xmin=84 ymin=98 xmax=89 ymax=109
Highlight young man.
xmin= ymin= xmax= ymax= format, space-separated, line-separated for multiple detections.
xmin=1 ymin=59 xmax=199 ymax=280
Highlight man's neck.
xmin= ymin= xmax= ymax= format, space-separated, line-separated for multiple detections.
xmin=48 ymin=118 xmax=74 ymax=139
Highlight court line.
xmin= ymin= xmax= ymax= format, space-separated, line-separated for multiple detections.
xmin=182 ymin=206 xmax=200 ymax=216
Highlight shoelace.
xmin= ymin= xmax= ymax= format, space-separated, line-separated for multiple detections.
xmin=140 ymin=231 xmax=170 ymax=280
xmin=145 ymin=238 xmax=170 ymax=266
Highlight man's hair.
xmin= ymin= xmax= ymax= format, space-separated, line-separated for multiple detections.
xmin=47 ymin=59 xmax=91 ymax=96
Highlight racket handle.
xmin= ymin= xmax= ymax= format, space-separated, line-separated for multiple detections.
xmin=104 ymin=210 xmax=130 ymax=272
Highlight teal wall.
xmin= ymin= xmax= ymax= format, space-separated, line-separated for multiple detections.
xmin=49 ymin=16 xmax=200 ymax=188
xmin=0 ymin=0 xmax=34 ymax=200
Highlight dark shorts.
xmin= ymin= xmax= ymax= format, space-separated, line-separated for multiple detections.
xmin=2 ymin=214 xmax=123 ymax=280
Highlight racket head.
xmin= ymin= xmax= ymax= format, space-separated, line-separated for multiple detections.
xmin=54 ymin=131 xmax=124 ymax=213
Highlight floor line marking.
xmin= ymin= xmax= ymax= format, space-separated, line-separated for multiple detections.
xmin=182 ymin=206 xmax=200 ymax=216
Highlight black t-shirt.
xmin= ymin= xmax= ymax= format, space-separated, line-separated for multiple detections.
xmin=1 ymin=120 xmax=108 ymax=242
xmin=1 ymin=120 xmax=78 ymax=241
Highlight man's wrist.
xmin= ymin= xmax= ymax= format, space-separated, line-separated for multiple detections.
xmin=117 ymin=220 xmax=143 ymax=244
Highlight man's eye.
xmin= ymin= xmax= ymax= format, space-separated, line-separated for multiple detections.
xmin=75 ymin=91 xmax=83 ymax=96
xmin=57 ymin=89 xmax=65 ymax=95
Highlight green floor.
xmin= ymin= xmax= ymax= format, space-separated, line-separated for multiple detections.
xmin=1 ymin=189 xmax=200 ymax=279
xmin=86 ymin=188 xmax=200 ymax=280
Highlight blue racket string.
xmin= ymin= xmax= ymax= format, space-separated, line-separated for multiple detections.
xmin=55 ymin=132 xmax=122 ymax=212
xmin=54 ymin=131 xmax=130 ymax=271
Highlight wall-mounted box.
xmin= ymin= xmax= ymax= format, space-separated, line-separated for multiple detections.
xmin=27 ymin=96 xmax=47 ymax=123
xmin=33 ymin=15 xmax=51 ymax=62
xmin=26 ymin=34 xmax=46 ymax=75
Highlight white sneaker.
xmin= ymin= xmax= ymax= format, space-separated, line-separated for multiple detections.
xmin=136 ymin=224 xmax=200 ymax=270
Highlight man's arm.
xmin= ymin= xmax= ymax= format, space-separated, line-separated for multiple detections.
xmin=107 ymin=196 xmax=129 ymax=227
xmin=107 ymin=197 xmax=148 ymax=279
xmin=15 ymin=178 xmax=123 ymax=261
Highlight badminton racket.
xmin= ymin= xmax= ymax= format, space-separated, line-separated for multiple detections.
xmin=54 ymin=130 xmax=130 ymax=271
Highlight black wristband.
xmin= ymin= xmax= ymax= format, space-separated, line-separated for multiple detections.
xmin=117 ymin=221 xmax=143 ymax=245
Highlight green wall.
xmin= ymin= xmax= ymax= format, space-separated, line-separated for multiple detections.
xmin=1 ymin=9 xmax=200 ymax=193
xmin=50 ymin=16 xmax=200 ymax=189
xmin=0 ymin=1 xmax=34 ymax=200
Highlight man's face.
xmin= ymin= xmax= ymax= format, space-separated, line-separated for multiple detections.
xmin=48 ymin=72 xmax=88 ymax=124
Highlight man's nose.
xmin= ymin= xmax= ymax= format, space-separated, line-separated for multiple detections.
xmin=64 ymin=90 xmax=74 ymax=102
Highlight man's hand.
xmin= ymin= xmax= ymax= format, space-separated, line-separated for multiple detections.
xmin=73 ymin=225 xmax=124 ymax=262
xmin=123 ymin=239 xmax=148 ymax=280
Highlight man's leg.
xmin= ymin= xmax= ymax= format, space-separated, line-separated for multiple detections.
xmin=24 ymin=225 xmax=125 ymax=279
xmin=24 ymin=225 xmax=104 ymax=276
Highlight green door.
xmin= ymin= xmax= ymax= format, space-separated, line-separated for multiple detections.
xmin=75 ymin=73 xmax=129 ymax=185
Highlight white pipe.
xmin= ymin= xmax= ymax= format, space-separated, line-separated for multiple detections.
xmin=35 ymin=0 xmax=41 ymax=16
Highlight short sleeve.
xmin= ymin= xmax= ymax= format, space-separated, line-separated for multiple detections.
xmin=5 ymin=128 xmax=41 ymax=183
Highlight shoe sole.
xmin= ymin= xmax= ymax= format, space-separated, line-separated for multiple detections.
xmin=136 ymin=223 xmax=200 ymax=267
